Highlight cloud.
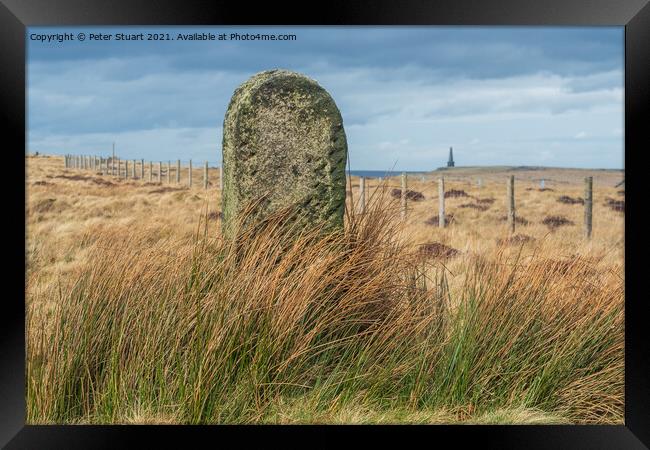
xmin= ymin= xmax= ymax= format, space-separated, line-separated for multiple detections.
xmin=27 ymin=26 xmax=624 ymax=169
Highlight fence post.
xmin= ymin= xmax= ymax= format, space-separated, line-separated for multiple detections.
xmin=359 ymin=176 xmax=366 ymax=213
xmin=219 ymin=165 xmax=223 ymax=190
xmin=158 ymin=162 xmax=162 ymax=183
xmin=204 ymin=161 xmax=208 ymax=189
xmin=167 ymin=161 xmax=171 ymax=184
xmin=507 ymin=175 xmax=515 ymax=234
xmin=439 ymin=177 xmax=445 ymax=228
xmin=176 ymin=160 xmax=181 ymax=183
xmin=401 ymin=172 xmax=407 ymax=220
xmin=149 ymin=161 xmax=153 ymax=182
xmin=125 ymin=160 xmax=129 ymax=179
xmin=188 ymin=159 xmax=192 ymax=188
xmin=584 ymin=176 xmax=593 ymax=239
xmin=112 ymin=143 xmax=116 ymax=175
xmin=141 ymin=159 xmax=144 ymax=179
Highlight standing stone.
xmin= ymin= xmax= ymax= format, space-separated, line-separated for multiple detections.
xmin=222 ymin=69 xmax=347 ymax=234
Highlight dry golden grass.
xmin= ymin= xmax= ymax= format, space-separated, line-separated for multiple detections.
xmin=25 ymin=155 xmax=624 ymax=424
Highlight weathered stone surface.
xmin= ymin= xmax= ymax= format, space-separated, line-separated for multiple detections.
xmin=222 ymin=69 xmax=347 ymax=234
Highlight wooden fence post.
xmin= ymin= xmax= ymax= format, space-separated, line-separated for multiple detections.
xmin=439 ymin=177 xmax=445 ymax=229
xmin=167 ymin=161 xmax=171 ymax=184
xmin=125 ymin=160 xmax=129 ymax=179
xmin=204 ymin=161 xmax=208 ymax=189
xmin=158 ymin=162 xmax=162 ymax=183
xmin=176 ymin=160 xmax=181 ymax=184
xmin=507 ymin=175 xmax=515 ymax=234
xmin=401 ymin=172 xmax=407 ymax=220
xmin=584 ymin=176 xmax=593 ymax=239
xmin=111 ymin=155 xmax=115 ymax=176
xmin=149 ymin=161 xmax=153 ymax=182
xmin=219 ymin=166 xmax=223 ymax=190
xmin=359 ymin=176 xmax=366 ymax=213
xmin=141 ymin=159 xmax=144 ymax=179
xmin=188 ymin=159 xmax=192 ymax=188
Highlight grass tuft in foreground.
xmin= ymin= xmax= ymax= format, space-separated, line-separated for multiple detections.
xmin=27 ymin=192 xmax=623 ymax=424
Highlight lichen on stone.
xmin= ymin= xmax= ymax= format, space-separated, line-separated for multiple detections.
xmin=222 ymin=69 xmax=348 ymax=235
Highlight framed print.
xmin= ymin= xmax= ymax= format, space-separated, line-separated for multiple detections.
xmin=2 ymin=0 xmax=649 ymax=447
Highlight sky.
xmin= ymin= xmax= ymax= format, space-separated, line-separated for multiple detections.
xmin=27 ymin=26 xmax=624 ymax=170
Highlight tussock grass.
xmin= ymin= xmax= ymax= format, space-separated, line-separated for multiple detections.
xmin=26 ymin=187 xmax=623 ymax=424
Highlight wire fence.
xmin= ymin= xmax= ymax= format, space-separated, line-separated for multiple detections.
xmin=62 ymin=153 xmax=595 ymax=239
xmin=63 ymin=153 xmax=223 ymax=190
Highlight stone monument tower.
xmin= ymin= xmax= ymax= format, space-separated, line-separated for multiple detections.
xmin=447 ymin=147 xmax=455 ymax=168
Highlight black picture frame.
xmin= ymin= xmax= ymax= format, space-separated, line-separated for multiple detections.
xmin=3 ymin=0 xmax=648 ymax=447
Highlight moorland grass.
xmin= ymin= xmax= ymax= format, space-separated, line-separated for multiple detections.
xmin=26 ymin=189 xmax=623 ymax=424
